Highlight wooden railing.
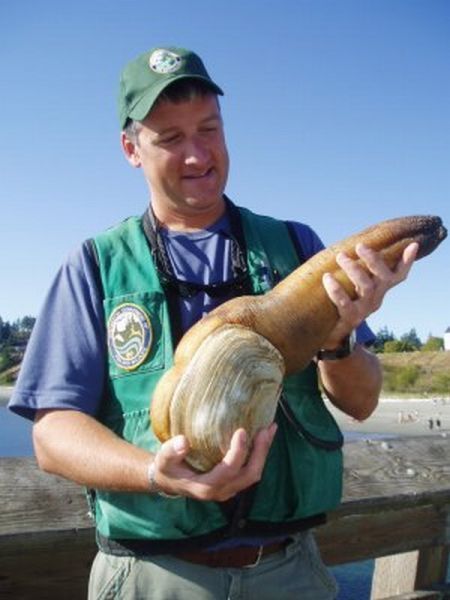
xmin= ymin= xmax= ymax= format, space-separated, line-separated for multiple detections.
xmin=0 ymin=436 xmax=449 ymax=599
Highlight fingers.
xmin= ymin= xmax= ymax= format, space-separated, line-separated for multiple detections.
xmin=193 ymin=424 xmax=278 ymax=502
xmin=321 ymin=242 xmax=418 ymax=344
xmin=221 ymin=428 xmax=250 ymax=469
xmin=150 ymin=435 xmax=192 ymax=496
xmin=157 ymin=435 xmax=189 ymax=467
xmin=322 ymin=272 xmax=353 ymax=312
xmin=245 ymin=423 xmax=278 ymax=479
xmin=354 ymin=244 xmax=393 ymax=281
xmin=337 ymin=249 xmax=376 ymax=297
xmin=355 ymin=242 xmax=418 ymax=288
xmin=321 ymin=272 xmax=358 ymax=347
xmin=394 ymin=242 xmax=418 ymax=280
xmin=153 ymin=425 xmax=278 ymax=503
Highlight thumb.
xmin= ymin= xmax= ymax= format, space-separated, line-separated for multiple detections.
xmin=158 ymin=435 xmax=189 ymax=467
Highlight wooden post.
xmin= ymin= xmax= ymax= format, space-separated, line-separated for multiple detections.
xmin=372 ymin=551 xmax=422 ymax=598
xmin=371 ymin=546 xmax=449 ymax=599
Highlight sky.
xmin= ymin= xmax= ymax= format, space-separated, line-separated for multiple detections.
xmin=1 ymin=0 xmax=449 ymax=342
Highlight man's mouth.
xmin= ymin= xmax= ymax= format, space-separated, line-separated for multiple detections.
xmin=183 ymin=167 xmax=214 ymax=180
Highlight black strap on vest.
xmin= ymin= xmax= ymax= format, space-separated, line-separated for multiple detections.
xmin=141 ymin=197 xmax=251 ymax=300
xmin=141 ymin=197 xmax=253 ymax=346
xmin=278 ymin=394 xmax=344 ymax=451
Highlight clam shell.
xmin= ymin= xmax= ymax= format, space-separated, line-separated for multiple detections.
xmin=168 ymin=324 xmax=285 ymax=471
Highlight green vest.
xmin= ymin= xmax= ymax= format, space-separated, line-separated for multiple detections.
xmin=92 ymin=206 xmax=343 ymax=550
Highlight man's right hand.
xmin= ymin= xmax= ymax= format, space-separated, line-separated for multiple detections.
xmin=151 ymin=424 xmax=278 ymax=502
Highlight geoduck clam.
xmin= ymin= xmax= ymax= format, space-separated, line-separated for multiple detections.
xmin=150 ymin=216 xmax=447 ymax=471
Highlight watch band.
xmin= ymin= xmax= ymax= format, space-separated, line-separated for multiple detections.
xmin=317 ymin=331 xmax=356 ymax=361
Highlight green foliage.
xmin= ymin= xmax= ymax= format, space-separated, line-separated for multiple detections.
xmin=384 ymin=364 xmax=421 ymax=392
xmin=0 ymin=315 xmax=36 ymax=381
xmin=0 ymin=348 xmax=13 ymax=372
xmin=400 ymin=328 xmax=422 ymax=350
xmin=0 ymin=315 xmax=35 ymax=346
xmin=396 ymin=365 xmax=420 ymax=388
xmin=20 ymin=316 xmax=36 ymax=332
xmin=430 ymin=372 xmax=450 ymax=394
xmin=0 ymin=368 xmax=16 ymax=385
xmin=376 ymin=327 xmax=424 ymax=353
xmin=384 ymin=340 xmax=401 ymax=353
xmin=383 ymin=339 xmax=417 ymax=353
xmin=373 ymin=326 xmax=395 ymax=353
xmin=421 ymin=336 xmax=444 ymax=352
xmin=0 ymin=318 xmax=11 ymax=344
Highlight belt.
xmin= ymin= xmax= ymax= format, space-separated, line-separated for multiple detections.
xmin=174 ymin=540 xmax=288 ymax=569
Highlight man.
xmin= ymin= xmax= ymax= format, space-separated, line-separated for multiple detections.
xmin=9 ymin=47 xmax=417 ymax=599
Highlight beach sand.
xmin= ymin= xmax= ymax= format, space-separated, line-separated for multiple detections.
xmin=327 ymin=396 xmax=450 ymax=439
xmin=2 ymin=385 xmax=449 ymax=439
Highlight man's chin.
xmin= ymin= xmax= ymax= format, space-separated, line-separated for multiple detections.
xmin=183 ymin=194 xmax=225 ymax=212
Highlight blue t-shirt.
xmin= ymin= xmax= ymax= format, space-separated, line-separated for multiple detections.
xmin=9 ymin=210 xmax=374 ymax=420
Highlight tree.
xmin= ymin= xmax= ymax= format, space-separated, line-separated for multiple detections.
xmin=0 ymin=315 xmax=36 ymax=376
xmin=0 ymin=347 xmax=13 ymax=371
xmin=384 ymin=340 xmax=404 ymax=353
xmin=0 ymin=318 xmax=11 ymax=344
xmin=384 ymin=339 xmax=417 ymax=353
xmin=373 ymin=326 xmax=395 ymax=353
xmin=20 ymin=316 xmax=36 ymax=332
xmin=400 ymin=328 xmax=422 ymax=351
xmin=421 ymin=336 xmax=444 ymax=352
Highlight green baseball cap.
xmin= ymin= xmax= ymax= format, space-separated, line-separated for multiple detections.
xmin=118 ymin=46 xmax=224 ymax=129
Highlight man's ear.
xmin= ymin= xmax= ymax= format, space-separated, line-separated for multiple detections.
xmin=121 ymin=132 xmax=142 ymax=168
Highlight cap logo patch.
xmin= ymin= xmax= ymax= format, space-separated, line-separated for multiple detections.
xmin=149 ymin=49 xmax=182 ymax=74
xmin=108 ymin=303 xmax=153 ymax=371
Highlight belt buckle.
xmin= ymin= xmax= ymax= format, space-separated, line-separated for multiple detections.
xmin=243 ymin=545 xmax=264 ymax=569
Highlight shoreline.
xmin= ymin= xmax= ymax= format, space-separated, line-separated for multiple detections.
xmin=2 ymin=385 xmax=449 ymax=439
xmin=327 ymin=396 xmax=450 ymax=438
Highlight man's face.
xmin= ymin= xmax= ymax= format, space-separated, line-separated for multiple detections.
xmin=124 ymin=93 xmax=229 ymax=226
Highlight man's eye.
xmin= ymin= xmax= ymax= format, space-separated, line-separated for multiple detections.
xmin=159 ymin=134 xmax=181 ymax=145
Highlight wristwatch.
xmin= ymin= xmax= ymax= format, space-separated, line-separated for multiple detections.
xmin=316 ymin=330 xmax=357 ymax=361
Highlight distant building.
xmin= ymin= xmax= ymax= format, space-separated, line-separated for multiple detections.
xmin=445 ymin=327 xmax=450 ymax=351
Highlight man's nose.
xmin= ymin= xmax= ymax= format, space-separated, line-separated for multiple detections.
xmin=184 ymin=138 xmax=209 ymax=166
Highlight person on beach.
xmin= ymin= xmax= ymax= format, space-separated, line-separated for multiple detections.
xmin=8 ymin=46 xmax=418 ymax=599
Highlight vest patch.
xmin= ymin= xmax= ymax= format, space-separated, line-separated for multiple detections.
xmin=108 ymin=303 xmax=153 ymax=371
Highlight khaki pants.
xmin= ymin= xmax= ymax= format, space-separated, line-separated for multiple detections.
xmin=88 ymin=531 xmax=338 ymax=600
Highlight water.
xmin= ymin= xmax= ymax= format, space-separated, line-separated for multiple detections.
xmin=0 ymin=404 xmax=33 ymax=456
xmin=333 ymin=560 xmax=374 ymax=599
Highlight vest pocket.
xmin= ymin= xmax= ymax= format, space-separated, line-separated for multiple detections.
xmin=104 ymin=291 xmax=170 ymax=380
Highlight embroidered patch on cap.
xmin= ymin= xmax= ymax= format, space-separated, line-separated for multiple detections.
xmin=108 ymin=303 xmax=153 ymax=371
xmin=149 ymin=49 xmax=182 ymax=74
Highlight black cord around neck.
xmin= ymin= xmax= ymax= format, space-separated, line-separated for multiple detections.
xmin=142 ymin=197 xmax=251 ymax=299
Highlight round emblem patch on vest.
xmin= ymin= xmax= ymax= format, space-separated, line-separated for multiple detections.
xmin=149 ymin=49 xmax=182 ymax=74
xmin=108 ymin=303 xmax=153 ymax=371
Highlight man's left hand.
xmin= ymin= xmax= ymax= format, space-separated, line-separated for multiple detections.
xmin=321 ymin=241 xmax=418 ymax=348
